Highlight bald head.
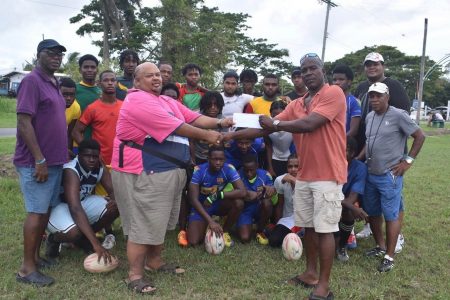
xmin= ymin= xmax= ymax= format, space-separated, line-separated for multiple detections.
xmin=133 ymin=62 xmax=162 ymax=95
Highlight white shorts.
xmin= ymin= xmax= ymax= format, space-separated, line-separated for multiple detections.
xmin=47 ymin=195 xmax=108 ymax=234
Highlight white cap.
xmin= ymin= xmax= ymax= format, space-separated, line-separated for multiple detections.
xmin=368 ymin=82 xmax=389 ymax=94
xmin=364 ymin=52 xmax=384 ymax=64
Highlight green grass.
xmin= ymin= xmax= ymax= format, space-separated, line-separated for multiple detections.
xmin=1 ymin=136 xmax=450 ymax=299
xmin=0 ymin=97 xmax=16 ymax=128
xmin=0 ymin=137 xmax=16 ymax=155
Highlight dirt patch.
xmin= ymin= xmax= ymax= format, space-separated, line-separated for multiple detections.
xmin=423 ymin=128 xmax=450 ymax=136
xmin=0 ymin=154 xmax=16 ymax=179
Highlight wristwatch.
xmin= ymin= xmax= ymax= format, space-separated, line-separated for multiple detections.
xmin=404 ymin=156 xmax=415 ymax=164
xmin=273 ymin=119 xmax=281 ymax=129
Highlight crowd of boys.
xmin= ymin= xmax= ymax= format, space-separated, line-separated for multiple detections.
xmin=14 ymin=39 xmax=425 ymax=299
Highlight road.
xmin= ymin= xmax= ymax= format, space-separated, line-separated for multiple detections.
xmin=0 ymin=128 xmax=16 ymax=137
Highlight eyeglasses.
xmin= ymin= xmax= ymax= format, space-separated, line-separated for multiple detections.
xmin=42 ymin=50 xmax=65 ymax=58
xmin=300 ymin=53 xmax=320 ymax=65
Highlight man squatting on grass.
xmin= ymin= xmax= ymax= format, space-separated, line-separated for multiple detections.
xmin=110 ymin=62 xmax=234 ymax=294
xmin=224 ymin=53 xmax=347 ymax=300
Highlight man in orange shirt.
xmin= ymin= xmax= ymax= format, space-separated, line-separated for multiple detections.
xmin=225 ymin=54 xmax=346 ymax=300
xmin=73 ymin=70 xmax=122 ymax=165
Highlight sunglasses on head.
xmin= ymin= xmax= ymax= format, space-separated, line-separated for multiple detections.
xmin=300 ymin=53 xmax=320 ymax=65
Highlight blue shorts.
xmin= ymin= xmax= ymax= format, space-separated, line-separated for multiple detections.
xmin=47 ymin=195 xmax=108 ymax=234
xmin=236 ymin=201 xmax=261 ymax=228
xmin=16 ymin=166 xmax=63 ymax=213
xmin=363 ymin=172 xmax=403 ymax=221
xmin=188 ymin=199 xmax=225 ymax=223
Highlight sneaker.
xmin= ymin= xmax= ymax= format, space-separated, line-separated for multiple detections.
xmin=256 ymin=232 xmax=269 ymax=245
xmin=346 ymin=230 xmax=357 ymax=249
xmin=365 ymin=246 xmax=386 ymax=258
xmin=377 ymin=255 xmax=394 ymax=272
xmin=45 ymin=234 xmax=60 ymax=259
xmin=336 ymin=247 xmax=349 ymax=262
xmin=177 ymin=230 xmax=188 ymax=247
xmin=102 ymin=234 xmax=116 ymax=250
xmin=395 ymin=233 xmax=404 ymax=253
xmin=356 ymin=223 xmax=372 ymax=239
xmin=223 ymin=232 xmax=234 ymax=247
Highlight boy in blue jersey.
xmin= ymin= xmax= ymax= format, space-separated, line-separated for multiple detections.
xmin=225 ymin=130 xmax=265 ymax=170
xmin=188 ymin=146 xmax=247 ymax=247
xmin=335 ymin=137 xmax=368 ymax=262
xmin=237 ymin=154 xmax=276 ymax=245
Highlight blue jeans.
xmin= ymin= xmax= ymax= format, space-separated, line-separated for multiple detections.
xmin=363 ymin=172 xmax=403 ymax=221
xmin=16 ymin=166 xmax=63 ymax=213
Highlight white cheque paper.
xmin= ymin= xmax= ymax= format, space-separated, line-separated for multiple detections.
xmin=233 ymin=113 xmax=263 ymax=129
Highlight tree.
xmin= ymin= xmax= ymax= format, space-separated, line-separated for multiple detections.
xmin=325 ymin=45 xmax=450 ymax=107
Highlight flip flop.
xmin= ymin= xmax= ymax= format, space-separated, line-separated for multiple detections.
xmin=126 ymin=277 xmax=156 ymax=294
xmin=145 ymin=263 xmax=185 ymax=274
xmin=16 ymin=271 xmax=54 ymax=287
xmin=286 ymin=276 xmax=317 ymax=288
xmin=308 ymin=291 xmax=334 ymax=300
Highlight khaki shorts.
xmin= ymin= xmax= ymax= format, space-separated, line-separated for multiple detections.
xmin=127 ymin=168 xmax=186 ymax=245
xmin=294 ymin=181 xmax=344 ymax=233
xmin=111 ymin=170 xmax=137 ymax=236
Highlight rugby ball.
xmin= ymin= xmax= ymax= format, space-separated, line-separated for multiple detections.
xmin=282 ymin=233 xmax=303 ymax=261
xmin=83 ymin=253 xmax=119 ymax=273
xmin=204 ymin=228 xmax=225 ymax=255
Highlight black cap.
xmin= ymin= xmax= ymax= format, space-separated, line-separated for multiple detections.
xmin=291 ymin=67 xmax=302 ymax=76
xmin=37 ymin=39 xmax=67 ymax=53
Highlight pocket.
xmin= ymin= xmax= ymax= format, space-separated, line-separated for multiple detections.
xmin=323 ymin=191 xmax=344 ymax=224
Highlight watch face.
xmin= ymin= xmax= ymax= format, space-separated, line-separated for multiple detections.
xmin=405 ymin=158 xmax=413 ymax=164
xmin=273 ymin=120 xmax=280 ymax=126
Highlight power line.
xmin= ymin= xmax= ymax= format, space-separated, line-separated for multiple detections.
xmin=22 ymin=0 xmax=80 ymax=10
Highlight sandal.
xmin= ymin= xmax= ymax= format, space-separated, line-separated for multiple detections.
xmin=286 ymin=276 xmax=317 ymax=288
xmin=16 ymin=271 xmax=54 ymax=287
xmin=126 ymin=277 xmax=156 ymax=294
xmin=145 ymin=263 xmax=185 ymax=274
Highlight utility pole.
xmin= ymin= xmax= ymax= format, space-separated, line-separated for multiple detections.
xmin=320 ymin=0 xmax=337 ymax=62
xmin=416 ymin=18 xmax=428 ymax=124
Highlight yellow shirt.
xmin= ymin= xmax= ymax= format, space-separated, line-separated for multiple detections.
xmin=248 ymin=96 xmax=280 ymax=116
xmin=65 ymin=100 xmax=81 ymax=125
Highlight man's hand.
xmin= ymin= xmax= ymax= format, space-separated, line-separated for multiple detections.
xmin=390 ymin=161 xmax=411 ymax=176
xmin=351 ymin=206 xmax=369 ymax=222
xmin=222 ymin=131 xmax=235 ymax=143
xmin=259 ymin=115 xmax=275 ymax=130
xmin=105 ymin=200 xmax=118 ymax=214
xmin=208 ymin=221 xmax=223 ymax=236
xmin=221 ymin=118 xmax=234 ymax=128
xmin=93 ymin=244 xmax=112 ymax=264
xmin=281 ymin=174 xmax=296 ymax=189
xmin=203 ymin=131 xmax=223 ymax=146
xmin=279 ymin=96 xmax=292 ymax=105
xmin=247 ymin=190 xmax=259 ymax=201
xmin=264 ymin=186 xmax=276 ymax=198
xmin=34 ymin=162 xmax=49 ymax=183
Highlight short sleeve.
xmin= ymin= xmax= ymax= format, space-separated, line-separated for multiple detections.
xmin=16 ymin=76 xmax=39 ymax=116
xmin=312 ymin=85 xmax=346 ymax=122
xmin=190 ymin=165 xmax=203 ymax=185
xmin=274 ymin=176 xmax=284 ymax=194
xmin=79 ymin=103 xmax=94 ymax=126
xmin=398 ymin=110 xmax=420 ymax=136
xmin=225 ymin=164 xmax=241 ymax=182
xmin=349 ymin=96 xmax=361 ymax=118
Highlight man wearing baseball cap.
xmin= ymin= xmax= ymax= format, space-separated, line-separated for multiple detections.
xmin=283 ymin=67 xmax=308 ymax=102
xmin=353 ymin=52 xmax=411 ymax=246
xmin=14 ymin=39 xmax=67 ymax=286
xmin=360 ymin=82 xmax=425 ymax=272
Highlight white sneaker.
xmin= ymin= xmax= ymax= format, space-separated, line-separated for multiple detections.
xmin=102 ymin=234 xmax=116 ymax=250
xmin=395 ymin=233 xmax=404 ymax=253
xmin=356 ymin=223 xmax=372 ymax=239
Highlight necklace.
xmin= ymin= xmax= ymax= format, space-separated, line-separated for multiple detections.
xmin=367 ymin=106 xmax=389 ymax=161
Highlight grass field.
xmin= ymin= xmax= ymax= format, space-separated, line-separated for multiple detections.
xmin=1 ymin=135 xmax=449 ymax=299
xmin=0 ymin=97 xmax=16 ymax=128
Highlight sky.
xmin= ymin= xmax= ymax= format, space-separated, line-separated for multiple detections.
xmin=1 ymin=0 xmax=449 ymax=74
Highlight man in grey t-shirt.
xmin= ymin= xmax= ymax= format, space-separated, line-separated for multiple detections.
xmin=362 ymin=83 xmax=425 ymax=272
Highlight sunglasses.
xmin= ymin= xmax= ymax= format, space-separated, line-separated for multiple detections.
xmin=42 ymin=49 xmax=65 ymax=58
xmin=300 ymin=53 xmax=320 ymax=65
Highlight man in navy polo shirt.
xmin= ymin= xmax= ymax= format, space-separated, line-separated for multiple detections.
xmin=14 ymin=39 xmax=67 ymax=287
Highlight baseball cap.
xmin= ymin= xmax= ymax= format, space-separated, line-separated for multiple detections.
xmin=37 ymin=39 xmax=67 ymax=53
xmin=368 ymin=82 xmax=389 ymax=94
xmin=291 ymin=67 xmax=302 ymax=76
xmin=364 ymin=52 xmax=384 ymax=64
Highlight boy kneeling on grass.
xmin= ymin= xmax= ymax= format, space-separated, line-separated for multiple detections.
xmin=45 ymin=139 xmax=119 ymax=262
xmin=237 ymin=154 xmax=276 ymax=245
xmin=187 ymin=146 xmax=246 ymax=247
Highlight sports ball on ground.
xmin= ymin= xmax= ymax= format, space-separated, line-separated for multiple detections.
xmin=282 ymin=233 xmax=303 ymax=261
xmin=83 ymin=253 xmax=119 ymax=273
xmin=204 ymin=228 xmax=225 ymax=255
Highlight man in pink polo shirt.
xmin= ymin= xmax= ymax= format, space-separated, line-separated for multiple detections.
xmin=110 ymin=62 xmax=232 ymax=294
xmin=225 ymin=54 xmax=346 ymax=300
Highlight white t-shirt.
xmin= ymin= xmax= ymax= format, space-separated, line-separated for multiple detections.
xmin=221 ymin=93 xmax=254 ymax=118
xmin=269 ymin=131 xmax=293 ymax=161
xmin=274 ymin=173 xmax=294 ymax=218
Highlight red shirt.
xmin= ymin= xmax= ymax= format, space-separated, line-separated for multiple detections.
xmin=276 ymin=84 xmax=347 ymax=184
xmin=79 ymin=99 xmax=123 ymax=165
